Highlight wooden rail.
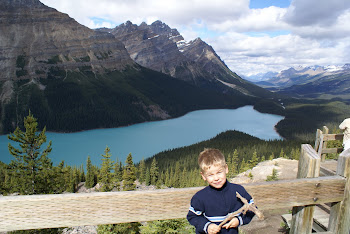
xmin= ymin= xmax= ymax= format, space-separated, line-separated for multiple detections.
xmin=0 ymin=176 xmax=345 ymax=232
xmin=0 ymin=144 xmax=349 ymax=233
xmin=314 ymin=126 xmax=344 ymax=161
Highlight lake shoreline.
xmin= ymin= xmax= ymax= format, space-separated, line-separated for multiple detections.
xmin=1 ymin=106 xmax=284 ymax=166
xmin=0 ymin=105 xmax=285 ymax=137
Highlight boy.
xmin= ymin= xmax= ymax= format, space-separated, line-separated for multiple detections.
xmin=187 ymin=148 xmax=255 ymax=234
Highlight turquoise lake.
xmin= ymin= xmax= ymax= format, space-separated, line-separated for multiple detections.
xmin=0 ymin=106 xmax=284 ymax=166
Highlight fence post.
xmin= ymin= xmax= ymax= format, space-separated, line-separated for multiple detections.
xmin=314 ymin=129 xmax=322 ymax=152
xmin=321 ymin=126 xmax=329 ymax=162
xmin=328 ymin=148 xmax=350 ymax=233
xmin=290 ymin=144 xmax=320 ymax=234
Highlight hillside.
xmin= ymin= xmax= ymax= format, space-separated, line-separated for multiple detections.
xmin=0 ymin=0 xmax=284 ymax=135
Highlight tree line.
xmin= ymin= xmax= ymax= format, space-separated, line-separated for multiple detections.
xmin=0 ymin=112 xmax=318 ymax=233
xmin=1 ymin=112 xmax=311 ymax=195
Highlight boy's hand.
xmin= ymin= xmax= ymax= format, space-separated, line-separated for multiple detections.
xmin=222 ymin=217 xmax=239 ymax=229
xmin=207 ymin=223 xmax=221 ymax=234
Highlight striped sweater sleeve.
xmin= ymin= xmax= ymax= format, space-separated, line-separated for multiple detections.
xmin=187 ymin=196 xmax=211 ymax=233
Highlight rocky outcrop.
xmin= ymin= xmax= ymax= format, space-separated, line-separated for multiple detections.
xmin=0 ymin=0 xmax=135 ymax=82
xmin=104 ymin=20 xmax=264 ymax=96
xmin=106 ymin=20 xmax=206 ymax=84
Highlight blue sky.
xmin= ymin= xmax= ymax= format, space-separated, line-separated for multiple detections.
xmin=250 ymin=0 xmax=291 ymax=9
xmin=40 ymin=0 xmax=350 ymax=76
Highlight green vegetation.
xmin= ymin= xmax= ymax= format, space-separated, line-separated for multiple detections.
xmin=276 ymin=99 xmax=350 ymax=140
xmin=16 ymin=55 xmax=28 ymax=77
xmin=122 ymin=153 xmax=137 ymax=191
xmin=16 ymin=55 xmax=26 ymax=69
xmin=47 ymin=55 xmax=61 ymax=64
xmin=266 ymin=168 xmax=279 ymax=181
xmin=99 ymin=146 xmax=114 ymax=192
xmin=7 ymin=111 xmax=52 ymax=195
xmin=141 ymin=130 xmax=305 ymax=188
xmin=0 ymin=65 xmax=255 ymax=135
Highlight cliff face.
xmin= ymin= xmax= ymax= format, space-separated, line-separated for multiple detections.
xmin=104 ymin=20 xmax=263 ymax=96
xmin=0 ymin=0 xmax=258 ymax=134
xmin=107 ymin=20 xmax=206 ymax=84
xmin=0 ymin=0 xmax=134 ymax=82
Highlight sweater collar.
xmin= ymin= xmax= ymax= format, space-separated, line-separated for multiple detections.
xmin=209 ymin=180 xmax=228 ymax=191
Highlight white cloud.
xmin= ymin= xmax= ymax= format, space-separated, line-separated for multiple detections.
xmin=209 ymin=32 xmax=348 ymax=76
xmin=207 ymin=6 xmax=288 ymax=33
xmin=283 ymin=0 xmax=350 ymax=27
xmin=39 ymin=0 xmax=350 ymax=76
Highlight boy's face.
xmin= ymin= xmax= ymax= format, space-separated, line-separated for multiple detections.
xmin=201 ymin=164 xmax=228 ymax=189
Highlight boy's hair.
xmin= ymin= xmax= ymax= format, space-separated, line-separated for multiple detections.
xmin=198 ymin=148 xmax=226 ymax=172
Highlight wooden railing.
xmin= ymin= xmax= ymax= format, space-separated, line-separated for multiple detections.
xmin=0 ymin=145 xmax=349 ymax=233
xmin=315 ymin=126 xmax=343 ymax=161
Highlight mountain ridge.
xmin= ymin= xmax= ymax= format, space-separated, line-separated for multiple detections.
xmin=248 ymin=64 xmax=350 ymax=100
xmin=97 ymin=20 xmax=274 ymax=99
xmin=0 ymin=0 xmax=283 ymax=134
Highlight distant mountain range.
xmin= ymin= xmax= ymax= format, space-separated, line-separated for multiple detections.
xmin=0 ymin=0 xmax=280 ymax=134
xmin=247 ymin=64 xmax=350 ymax=100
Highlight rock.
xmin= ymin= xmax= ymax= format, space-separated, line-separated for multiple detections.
xmin=62 ymin=225 xmax=97 ymax=234
xmin=230 ymin=158 xmax=298 ymax=184
xmin=0 ymin=0 xmax=135 ymax=82
xmin=106 ymin=20 xmax=253 ymax=95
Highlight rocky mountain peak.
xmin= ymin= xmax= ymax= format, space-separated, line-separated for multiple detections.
xmin=0 ymin=0 xmax=134 ymax=81
xmin=150 ymin=20 xmax=172 ymax=33
xmin=1 ymin=0 xmax=45 ymax=9
xmin=106 ymin=20 xmax=257 ymax=95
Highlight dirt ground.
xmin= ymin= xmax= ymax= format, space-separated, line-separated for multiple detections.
xmin=230 ymin=158 xmax=299 ymax=234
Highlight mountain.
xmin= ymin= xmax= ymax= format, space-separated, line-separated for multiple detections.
xmin=97 ymin=21 xmax=273 ymax=98
xmin=0 ymin=0 xmax=282 ymax=134
xmin=243 ymin=71 xmax=278 ymax=82
xmin=252 ymin=64 xmax=350 ymax=88
xmin=251 ymin=64 xmax=350 ymax=100
xmin=0 ymin=0 xmax=134 ymax=81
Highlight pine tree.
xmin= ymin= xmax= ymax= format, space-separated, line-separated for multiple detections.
xmin=85 ymin=156 xmax=95 ymax=189
xmin=180 ymin=167 xmax=187 ymax=188
xmin=228 ymin=149 xmax=239 ymax=177
xmin=7 ymin=111 xmax=53 ymax=195
xmin=279 ymin=148 xmax=286 ymax=158
xmin=138 ymin=158 xmax=146 ymax=184
xmin=164 ymin=168 xmax=170 ymax=187
xmin=239 ymin=158 xmax=248 ymax=173
xmin=114 ymin=158 xmax=122 ymax=190
xmin=266 ymin=168 xmax=279 ymax=181
xmin=52 ymin=160 xmax=65 ymax=194
xmin=291 ymin=148 xmax=300 ymax=160
xmin=173 ymin=162 xmax=181 ymax=188
xmin=0 ymin=162 xmax=9 ymax=195
xmin=80 ymin=164 xmax=85 ymax=182
xmin=122 ymin=153 xmax=136 ymax=191
xmin=145 ymin=167 xmax=151 ymax=186
xmin=100 ymin=146 xmax=114 ymax=192
xmin=248 ymin=150 xmax=259 ymax=168
xmin=150 ymin=158 xmax=159 ymax=185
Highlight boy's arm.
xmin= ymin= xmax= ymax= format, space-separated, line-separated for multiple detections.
xmin=187 ymin=197 xmax=211 ymax=233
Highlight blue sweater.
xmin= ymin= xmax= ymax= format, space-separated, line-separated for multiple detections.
xmin=187 ymin=181 xmax=255 ymax=234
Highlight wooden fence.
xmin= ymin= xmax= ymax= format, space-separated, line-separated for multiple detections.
xmin=315 ymin=126 xmax=344 ymax=161
xmin=0 ymin=145 xmax=349 ymax=233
